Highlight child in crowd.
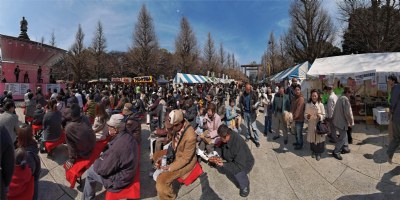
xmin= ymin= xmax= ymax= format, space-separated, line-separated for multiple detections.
xmin=7 ymin=148 xmax=35 ymax=200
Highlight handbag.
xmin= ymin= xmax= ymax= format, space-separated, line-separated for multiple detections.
xmin=165 ymin=125 xmax=190 ymax=165
xmin=316 ymin=121 xmax=329 ymax=135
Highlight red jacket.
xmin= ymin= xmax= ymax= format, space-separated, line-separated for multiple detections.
xmin=7 ymin=165 xmax=34 ymax=200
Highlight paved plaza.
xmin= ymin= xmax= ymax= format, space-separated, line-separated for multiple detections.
xmin=16 ymin=108 xmax=400 ymax=200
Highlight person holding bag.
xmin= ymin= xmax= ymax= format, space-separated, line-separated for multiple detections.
xmin=305 ymin=89 xmax=326 ymax=161
xmin=152 ymin=109 xmax=197 ymax=200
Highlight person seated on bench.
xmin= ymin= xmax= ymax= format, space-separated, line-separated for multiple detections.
xmin=64 ymin=103 xmax=96 ymax=170
xmin=208 ymin=124 xmax=255 ymax=198
xmin=32 ymin=104 xmax=45 ymax=127
xmin=82 ymin=114 xmax=139 ymax=200
xmin=39 ymin=99 xmax=62 ymax=153
xmin=152 ymin=109 xmax=197 ymax=200
xmin=24 ymin=92 xmax=35 ymax=124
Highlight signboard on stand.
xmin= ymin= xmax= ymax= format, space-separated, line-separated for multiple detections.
xmin=5 ymin=83 xmax=21 ymax=95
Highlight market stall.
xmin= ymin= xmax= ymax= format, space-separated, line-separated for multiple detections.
xmin=307 ymin=52 xmax=400 ymax=123
xmin=173 ymin=73 xmax=209 ymax=84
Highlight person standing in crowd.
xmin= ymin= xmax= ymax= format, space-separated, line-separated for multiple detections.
xmin=272 ymin=86 xmax=291 ymax=144
xmin=74 ymin=90 xmax=84 ymax=109
xmin=82 ymin=114 xmax=139 ymax=200
xmin=17 ymin=125 xmax=41 ymax=200
xmin=239 ymin=83 xmax=261 ymax=147
xmin=305 ymin=89 xmax=326 ymax=161
xmin=24 ymin=89 xmax=31 ymax=102
xmin=326 ymin=85 xmax=338 ymax=143
xmin=262 ymin=87 xmax=274 ymax=136
xmin=92 ymin=103 xmax=109 ymax=141
xmin=153 ymin=110 xmax=196 ymax=200
xmin=50 ymin=89 xmax=58 ymax=100
xmin=291 ymin=85 xmax=306 ymax=150
xmin=387 ymin=74 xmax=400 ymax=164
xmin=332 ymin=87 xmax=354 ymax=160
xmin=0 ymin=100 xmax=19 ymax=144
xmin=1 ymin=126 xmax=15 ymax=200
xmin=67 ymin=91 xmax=79 ymax=107
xmin=64 ymin=104 xmax=96 ymax=169
xmin=387 ymin=74 xmax=398 ymax=144
xmin=56 ymin=95 xmax=66 ymax=115
xmin=114 ymin=90 xmax=129 ymax=112
xmin=24 ymin=92 xmax=35 ymax=124
xmin=209 ymin=124 xmax=254 ymax=197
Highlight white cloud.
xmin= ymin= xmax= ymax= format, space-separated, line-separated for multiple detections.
xmin=277 ymin=18 xmax=290 ymax=29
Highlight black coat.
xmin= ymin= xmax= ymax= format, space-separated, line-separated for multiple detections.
xmin=216 ymin=131 xmax=254 ymax=175
xmin=93 ymin=131 xmax=139 ymax=192
xmin=1 ymin=126 xmax=15 ymax=199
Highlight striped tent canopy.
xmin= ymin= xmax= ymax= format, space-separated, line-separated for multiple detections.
xmin=274 ymin=61 xmax=310 ymax=82
xmin=173 ymin=73 xmax=209 ymax=84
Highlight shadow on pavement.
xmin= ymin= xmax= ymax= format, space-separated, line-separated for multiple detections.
xmin=337 ymin=166 xmax=400 ymax=200
xmin=38 ymin=180 xmax=78 ymax=200
xmin=199 ymin=173 xmax=222 ymax=200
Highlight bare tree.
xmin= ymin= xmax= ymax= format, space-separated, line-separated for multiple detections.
xmin=227 ymin=53 xmax=231 ymax=68
xmin=129 ymin=4 xmax=159 ymax=76
xmin=91 ymin=20 xmax=107 ymax=79
xmin=175 ymin=16 xmax=199 ymax=73
xmin=203 ymin=32 xmax=217 ymax=73
xmin=40 ymin=36 xmax=45 ymax=44
xmin=340 ymin=0 xmax=400 ymax=53
xmin=67 ymin=24 xmax=87 ymax=82
xmin=232 ymin=54 xmax=236 ymax=68
xmin=49 ymin=30 xmax=56 ymax=47
xmin=284 ymin=0 xmax=336 ymax=63
xmin=219 ymin=43 xmax=225 ymax=69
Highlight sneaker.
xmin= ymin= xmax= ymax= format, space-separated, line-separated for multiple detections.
xmin=197 ymin=149 xmax=209 ymax=161
xmin=284 ymin=139 xmax=288 ymax=145
xmin=255 ymin=142 xmax=260 ymax=148
xmin=273 ymin=135 xmax=280 ymax=140
xmin=239 ymin=186 xmax=250 ymax=197
xmin=316 ymin=154 xmax=321 ymax=161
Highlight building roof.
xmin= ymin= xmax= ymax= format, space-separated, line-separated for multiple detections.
xmin=0 ymin=34 xmax=66 ymax=66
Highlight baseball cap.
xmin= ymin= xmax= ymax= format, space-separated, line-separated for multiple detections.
xmin=165 ymin=109 xmax=184 ymax=129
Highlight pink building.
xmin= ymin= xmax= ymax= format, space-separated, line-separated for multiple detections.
xmin=0 ymin=34 xmax=66 ymax=100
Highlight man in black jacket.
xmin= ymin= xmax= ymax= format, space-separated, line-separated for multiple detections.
xmin=183 ymin=99 xmax=198 ymax=128
xmin=209 ymin=124 xmax=254 ymax=197
xmin=1 ymin=126 xmax=15 ymax=199
xmin=82 ymin=114 xmax=139 ymax=200
xmin=238 ymin=83 xmax=261 ymax=147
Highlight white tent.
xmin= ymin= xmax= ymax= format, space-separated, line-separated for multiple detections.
xmin=274 ymin=61 xmax=310 ymax=82
xmin=308 ymin=53 xmax=400 ymax=77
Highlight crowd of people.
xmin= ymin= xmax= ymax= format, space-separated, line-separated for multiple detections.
xmin=0 ymin=74 xmax=399 ymax=200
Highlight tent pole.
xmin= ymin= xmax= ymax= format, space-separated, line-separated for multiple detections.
xmin=365 ymin=80 xmax=368 ymax=130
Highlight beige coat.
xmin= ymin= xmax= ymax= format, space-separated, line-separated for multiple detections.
xmin=305 ymin=102 xmax=326 ymax=144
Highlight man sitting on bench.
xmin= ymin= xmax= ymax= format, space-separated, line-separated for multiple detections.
xmin=81 ymin=114 xmax=139 ymax=200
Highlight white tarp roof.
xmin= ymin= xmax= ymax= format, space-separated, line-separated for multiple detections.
xmin=274 ymin=61 xmax=310 ymax=82
xmin=308 ymin=53 xmax=400 ymax=76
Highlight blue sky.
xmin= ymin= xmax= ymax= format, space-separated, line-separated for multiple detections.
xmin=0 ymin=0 xmax=341 ymax=65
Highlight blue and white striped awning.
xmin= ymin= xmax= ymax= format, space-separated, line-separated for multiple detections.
xmin=173 ymin=73 xmax=209 ymax=84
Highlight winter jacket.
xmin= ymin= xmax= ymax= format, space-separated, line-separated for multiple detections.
xmin=7 ymin=165 xmax=34 ymax=200
xmin=93 ymin=131 xmax=139 ymax=192
xmin=65 ymin=116 xmax=96 ymax=163
xmin=291 ymin=94 xmax=305 ymax=122
xmin=1 ymin=126 xmax=15 ymax=200
xmin=216 ymin=129 xmax=254 ymax=175
xmin=33 ymin=108 xmax=45 ymax=126
xmin=42 ymin=110 xmax=63 ymax=142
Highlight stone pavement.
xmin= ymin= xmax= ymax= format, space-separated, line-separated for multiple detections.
xmin=14 ymin=107 xmax=400 ymax=200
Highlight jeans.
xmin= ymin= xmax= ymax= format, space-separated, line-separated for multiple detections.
xmin=243 ymin=112 xmax=260 ymax=142
xmin=264 ymin=115 xmax=272 ymax=134
xmin=387 ymin=118 xmax=400 ymax=159
xmin=82 ymin=166 xmax=103 ymax=200
xmin=334 ymin=127 xmax=349 ymax=154
xmin=294 ymin=121 xmax=304 ymax=147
